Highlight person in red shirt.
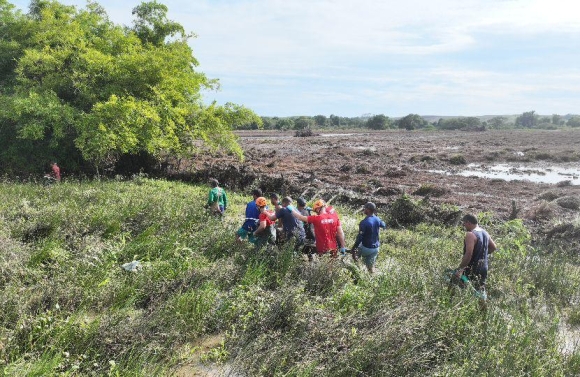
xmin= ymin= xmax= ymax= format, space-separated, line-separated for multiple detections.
xmin=253 ymin=197 xmax=277 ymax=249
xmin=292 ymin=199 xmax=346 ymax=258
xmin=44 ymin=161 xmax=61 ymax=184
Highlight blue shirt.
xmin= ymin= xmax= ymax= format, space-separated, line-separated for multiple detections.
xmin=242 ymin=200 xmax=260 ymax=232
xmin=275 ymin=207 xmax=305 ymax=237
xmin=353 ymin=215 xmax=386 ymax=249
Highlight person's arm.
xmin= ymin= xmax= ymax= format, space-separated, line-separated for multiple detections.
xmin=337 ymin=225 xmax=346 ymax=249
xmin=223 ymin=190 xmax=228 ymax=210
xmin=292 ymin=209 xmax=308 ymax=223
xmin=254 ymin=219 xmax=267 ymax=235
xmin=488 ymin=237 xmax=497 ymax=254
xmin=352 ymin=223 xmax=364 ymax=250
xmin=207 ymin=189 xmax=215 ymax=206
xmin=268 ymin=212 xmax=278 ymax=221
xmin=455 ymin=232 xmax=476 ymax=278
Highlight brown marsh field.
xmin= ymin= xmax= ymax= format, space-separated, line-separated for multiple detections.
xmin=188 ymin=129 xmax=580 ymax=226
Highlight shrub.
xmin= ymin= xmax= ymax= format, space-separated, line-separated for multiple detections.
xmin=413 ymin=184 xmax=448 ymax=197
xmin=556 ymin=196 xmax=580 ymax=210
xmin=449 ymin=154 xmax=467 ymax=165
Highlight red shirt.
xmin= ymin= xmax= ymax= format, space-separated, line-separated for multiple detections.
xmin=259 ymin=211 xmax=275 ymax=227
xmin=307 ymin=213 xmax=340 ymax=253
xmin=52 ymin=164 xmax=61 ymax=181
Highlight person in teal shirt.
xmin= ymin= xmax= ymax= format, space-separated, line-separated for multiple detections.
xmin=207 ymin=178 xmax=228 ymax=217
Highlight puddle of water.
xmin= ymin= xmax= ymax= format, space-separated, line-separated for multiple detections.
xmin=320 ymin=133 xmax=354 ymax=137
xmin=429 ymin=164 xmax=580 ymax=185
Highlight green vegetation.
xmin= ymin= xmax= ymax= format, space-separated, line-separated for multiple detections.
xmin=0 ymin=0 xmax=260 ymax=176
xmin=1 ymin=179 xmax=579 ymax=376
xmin=253 ymin=111 xmax=580 ymax=133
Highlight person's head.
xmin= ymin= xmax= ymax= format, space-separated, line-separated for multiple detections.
xmin=297 ymin=197 xmax=307 ymax=208
xmin=281 ymin=197 xmax=292 ymax=207
xmin=251 ymin=189 xmax=262 ymax=199
xmin=255 ymin=196 xmax=268 ymax=212
xmin=462 ymin=214 xmax=478 ymax=230
xmin=312 ymin=199 xmax=326 ymax=214
xmin=209 ymin=178 xmax=219 ymax=188
xmin=363 ymin=202 xmax=376 ymax=216
xmin=270 ymin=193 xmax=279 ymax=205
xmin=51 ymin=161 xmax=57 ymax=166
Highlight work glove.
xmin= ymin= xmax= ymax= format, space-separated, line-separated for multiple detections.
xmin=340 ymin=247 xmax=347 ymax=256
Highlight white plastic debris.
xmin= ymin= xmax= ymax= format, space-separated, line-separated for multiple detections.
xmin=121 ymin=260 xmax=142 ymax=272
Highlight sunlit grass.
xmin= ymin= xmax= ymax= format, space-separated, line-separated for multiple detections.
xmin=0 ymin=179 xmax=579 ymax=376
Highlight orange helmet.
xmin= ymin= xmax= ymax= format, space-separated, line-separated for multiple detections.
xmin=255 ymin=197 xmax=268 ymax=207
xmin=312 ymin=199 xmax=326 ymax=212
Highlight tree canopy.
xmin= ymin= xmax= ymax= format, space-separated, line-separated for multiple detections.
xmin=0 ymin=0 xmax=261 ymax=175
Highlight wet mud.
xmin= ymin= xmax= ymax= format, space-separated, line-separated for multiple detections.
xmin=176 ymin=129 xmax=580 ymax=233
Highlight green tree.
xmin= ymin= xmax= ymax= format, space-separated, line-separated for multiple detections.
xmin=487 ymin=116 xmax=509 ymax=129
xmin=276 ymin=118 xmax=294 ymax=130
xmin=515 ymin=111 xmax=538 ymax=128
xmin=437 ymin=117 xmax=481 ymax=130
xmin=313 ymin=114 xmax=327 ymax=127
xmin=365 ymin=114 xmax=390 ymax=130
xmin=293 ymin=116 xmax=314 ymax=130
xmin=397 ymin=114 xmax=427 ymax=130
xmin=0 ymin=0 xmax=260 ymax=175
xmin=567 ymin=116 xmax=580 ymax=128
xmin=552 ymin=114 xmax=563 ymax=125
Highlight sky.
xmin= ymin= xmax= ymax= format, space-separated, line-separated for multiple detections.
xmin=9 ymin=0 xmax=580 ymax=117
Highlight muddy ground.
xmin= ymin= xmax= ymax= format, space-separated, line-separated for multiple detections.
xmin=180 ymin=129 xmax=580 ymax=237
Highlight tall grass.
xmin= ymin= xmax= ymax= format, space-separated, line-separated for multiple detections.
xmin=0 ymin=179 xmax=579 ymax=376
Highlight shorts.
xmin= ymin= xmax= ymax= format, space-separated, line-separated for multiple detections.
xmin=237 ymin=227 xmax=258 ymax=244
xmin=357 ymin=245 xmax=379 ymax=269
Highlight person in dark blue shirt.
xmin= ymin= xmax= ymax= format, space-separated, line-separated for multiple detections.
xmin=352 ymin=202 xmax=386 ymax=273
xmin=269 ymin=196 xmax=305 ymax=251
xmin=236 ymin=189 xmax=262 ymax=244
xmin=453 ymin=214 xmax=497 ymax=301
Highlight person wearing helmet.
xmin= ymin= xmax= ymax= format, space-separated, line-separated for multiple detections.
xmin=253 ymin=196 xmax=277 ymax=249
xmin=292 ymin=199 xmax=346 ymax=258
xmin=351 ymin=202 xmax=386 ymax=273
xmin=267 ymin=196 xmax=305 ymax=251
xmin=236 ymin=189 xmax=262 ymax=243
xmin=206 ymin=178 xmax=228 ymax=217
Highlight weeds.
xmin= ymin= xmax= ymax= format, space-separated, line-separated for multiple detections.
xmin=0 ymin=179 xmax=578 ymax=376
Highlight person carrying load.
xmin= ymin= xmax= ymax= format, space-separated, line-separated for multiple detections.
xmin=236 ymin=189 xmax=262 ymax=243
xmin=292 ymin=199 xmax=346 ymax=258
xmin=252 ymin=196 xmax=277 ymax=249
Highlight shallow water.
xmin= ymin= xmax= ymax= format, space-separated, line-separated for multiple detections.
xmin=429 ymin=163 xmax=580 ymax=185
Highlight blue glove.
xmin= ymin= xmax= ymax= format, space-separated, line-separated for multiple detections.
xmin=286 ymin=205 xmax=295 ymax=212
xmin=340 ymin=247 xmax=347 ymax=256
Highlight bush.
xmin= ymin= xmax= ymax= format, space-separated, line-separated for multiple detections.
xmin=556 ymin=196 xmax=580 ymax=210
xmin=449 ymin=154 xmax=467 ymax=165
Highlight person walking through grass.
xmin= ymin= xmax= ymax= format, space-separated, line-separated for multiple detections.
xmin=253 ymin=196 xmax=277 ymax=249
xmin=206 ymin=178 xmax=227 ymax=217
xmin=292 ymin=199 xmax=346 ymax=258
xmin=236 ymin=189 xmax=262 ymax=243
xmin=351 ymin=202 xmax=386 ymax=274
xmin=268 ymin=196 xmax=305 ymax=252
xmin=453 ymin=214 xmax=497 ymax=300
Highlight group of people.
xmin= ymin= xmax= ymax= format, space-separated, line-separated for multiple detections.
xmin=207 ymin=179 xmax=496 ymax=297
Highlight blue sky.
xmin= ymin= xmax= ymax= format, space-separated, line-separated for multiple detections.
xmin=9 ymin=0 xmax=580 ymax=117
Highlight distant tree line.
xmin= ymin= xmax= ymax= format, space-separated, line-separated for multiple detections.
xmin=238 ymin=111 xmax=580 ymax=132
